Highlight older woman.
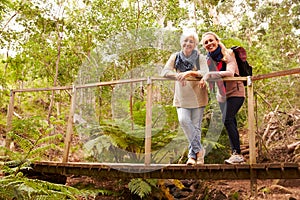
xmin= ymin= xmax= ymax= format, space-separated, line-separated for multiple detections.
xmin=201 ymin=31 xmax=245 ymax=164
xmin=161 ymin=30 xmax=208 ymax=165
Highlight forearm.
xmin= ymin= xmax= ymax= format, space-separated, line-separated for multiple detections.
xmin=186 ymin=71 xmax=202 ymax=78
xmin=219 ymin=71 xmax=234 ymax=77
xmin=165 ymin=72 xmax=178 ymax=79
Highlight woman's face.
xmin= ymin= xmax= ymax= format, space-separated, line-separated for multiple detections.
xmin=202 ymin=34 xmax=219 ymax=53
xmin=182 ymin=36 xmax=196 ymax=56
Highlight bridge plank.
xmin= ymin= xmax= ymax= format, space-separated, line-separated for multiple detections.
xmin=27 ymin=162 xmax=300 ymax=180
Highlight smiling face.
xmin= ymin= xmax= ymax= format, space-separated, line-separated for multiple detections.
xmin=181 ymin=36 xmax=196 ymax=57
xmin=202 ymin=34 xmax=219 ymax=53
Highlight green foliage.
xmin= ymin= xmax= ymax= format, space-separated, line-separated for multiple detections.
xmin=0 ymin=159 xmax=30 ymax=175
xmin=161 ymin=105 xmax=178 ymax=130
xmin=83 ymin=119 xmax=180 ymax=163
xmin=0 ymin=115 xmax=67 ymax=200
xmin=128 ymin=178 xmax=156 ymax=199
xmin=0 ymin=116 xmax=64 ymax=186
xmin=259 ymin=186 xmax=271 ymax=194
xmin=203 ymin=129 xmax=230 ymax=164
xmin=132 ymin=101 xmax=146 ymax=126
xmin=8 ymin=116 xmax=63 ymax=160
xmin=132 ymin=100 xmax=174 ymax=131
xmin=0 ymin=170 xmax=112 ymax=199
xmin=0 ymin=172 xmax=80 ymax=200
xmin=0 ymin=0 xmax=12 ymax=11
xmin=0 ymin=116 xmax=113 ymax=199
xmin=128 ymin=178 xmax=189 ymax=199
xmin=229 ymin=191 xmax=240 ymax=200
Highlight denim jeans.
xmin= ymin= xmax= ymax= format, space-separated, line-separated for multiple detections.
xmin=219 ymin=97 xmax=245 ymax=154
xmin=177 ymin=107 xmax=205 ymax=159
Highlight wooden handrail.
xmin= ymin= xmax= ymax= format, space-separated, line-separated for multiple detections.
xmin=5 ymin=68 xmax=300 ymax=165
xmin=252 ymin=68 xmax=300 ymax=81
xmin=8 ymin=68 xmax=299 ymax=93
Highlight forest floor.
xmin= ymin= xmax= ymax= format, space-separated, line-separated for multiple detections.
xmin=66 ymin=175 xmax=300 ymax=200
xmin=65 ymin=150 xmax=300 ymax=200
xmin=64 ymin=108 xmax=300 ymax=199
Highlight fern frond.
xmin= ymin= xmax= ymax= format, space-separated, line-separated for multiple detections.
xmin=0 ymin=182 xmax=26 ymax=199
xmin=11 ymin=117 xmax=42 ymax=140
xmin=8 ymin=131 xmax=34 ymax=152
xmin=145 ymin=179 xmax=158 ymax=187
xmin=0 ymin=173 xmax=82 ymax=200
xmin=0 ymin=155 xmax=10 ymax=161
xmin=3 ymin=159 xmax=23 ymax=167
xmin=128 ymin=178 xmax=152 ymax=198
xmin=77 ymin=188 xmax=114 ymax=199
xmin=84 ymin=135 xmax=112 ymax=156
xmin=28 ymin=144 xmax=56 ymax=158
xmin=35 ymin=134 xmax=63 ymax=145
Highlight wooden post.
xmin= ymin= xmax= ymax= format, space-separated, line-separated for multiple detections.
xmin=247 ymin=76 xmax=257 ymax=197
xmin=5 ymin=90 xmax=15 ymax=150
xmin=144 ymin=77 xmax=153 ymax=165
xmin=247 ymin=76 xmax=256 ymax=164
xmin=62 ymin=86 xmax=77 ymax=163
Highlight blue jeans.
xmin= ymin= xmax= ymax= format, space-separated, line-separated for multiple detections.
xmin=219 ymin=97 xmax=245 ymax=154
xmin=177 ymin=107 xmax=205 ymax=159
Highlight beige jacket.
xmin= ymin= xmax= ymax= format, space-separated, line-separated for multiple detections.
xmin=161 ymin=53 xmax=209 ymax=108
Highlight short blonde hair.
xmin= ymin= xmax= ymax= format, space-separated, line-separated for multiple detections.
xmin=180 ymin=30 xmax=199 ymax=49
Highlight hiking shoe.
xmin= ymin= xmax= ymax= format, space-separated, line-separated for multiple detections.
xmin=186 ymin=157 xmax=196 ymax=165
xmin=196 ymin=148 xmax=205 ymax=165
xmin=225 ymin=153 xmax=245 ymax=164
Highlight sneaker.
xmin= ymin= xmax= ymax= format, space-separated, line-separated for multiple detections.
xmin=225 ymin=153 xmax=245 ymax=164
xmin=186 ymin=157 xmax=196 ymax=165
xmin=196 ymin=148 xmax=205 ymax=165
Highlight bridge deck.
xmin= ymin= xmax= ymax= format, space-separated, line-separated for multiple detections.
xmin=30 ymin=162 xmax=300 ymax=180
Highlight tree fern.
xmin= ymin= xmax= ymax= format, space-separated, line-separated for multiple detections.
xmin=0 ymin=172 xmax=110 ymax=200
xmin=8 ymin=116 xmax=64 ymax=161
xmin=0 ymin=116 xmax=92 ymax=199
xmin=128 ymin=178 xmax=154 ymax=199
xmin=0 ymin=173 xmax=79 ymax=200
xmin=84 ymin=119 xmax=181 ymax=163
xmin=128 ymin=178 xmax=187 ymax=199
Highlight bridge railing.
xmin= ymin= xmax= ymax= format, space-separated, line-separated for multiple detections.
xmin=5 ymin=68 xmax=300 ymax=165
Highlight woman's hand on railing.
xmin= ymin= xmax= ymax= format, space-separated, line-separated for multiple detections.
xmin=203 ymin=72 xmax=222 ymax=81
xmin=198 ymin=79 xmax=206 ymax=88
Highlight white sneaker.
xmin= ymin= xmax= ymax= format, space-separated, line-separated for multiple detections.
xmin=196 ymin=148 xmax=205 ymax=165
xmin=225 ymin=152 xmax=245 ymax=164
xmin=186 ymin=157 xmax=196 ymax=165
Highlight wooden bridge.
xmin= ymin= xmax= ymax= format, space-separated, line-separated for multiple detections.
xmin=4 ymin=68 xmax=300 ymax=197
xmin=31 ymin=162 xmax=300 ymax=180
